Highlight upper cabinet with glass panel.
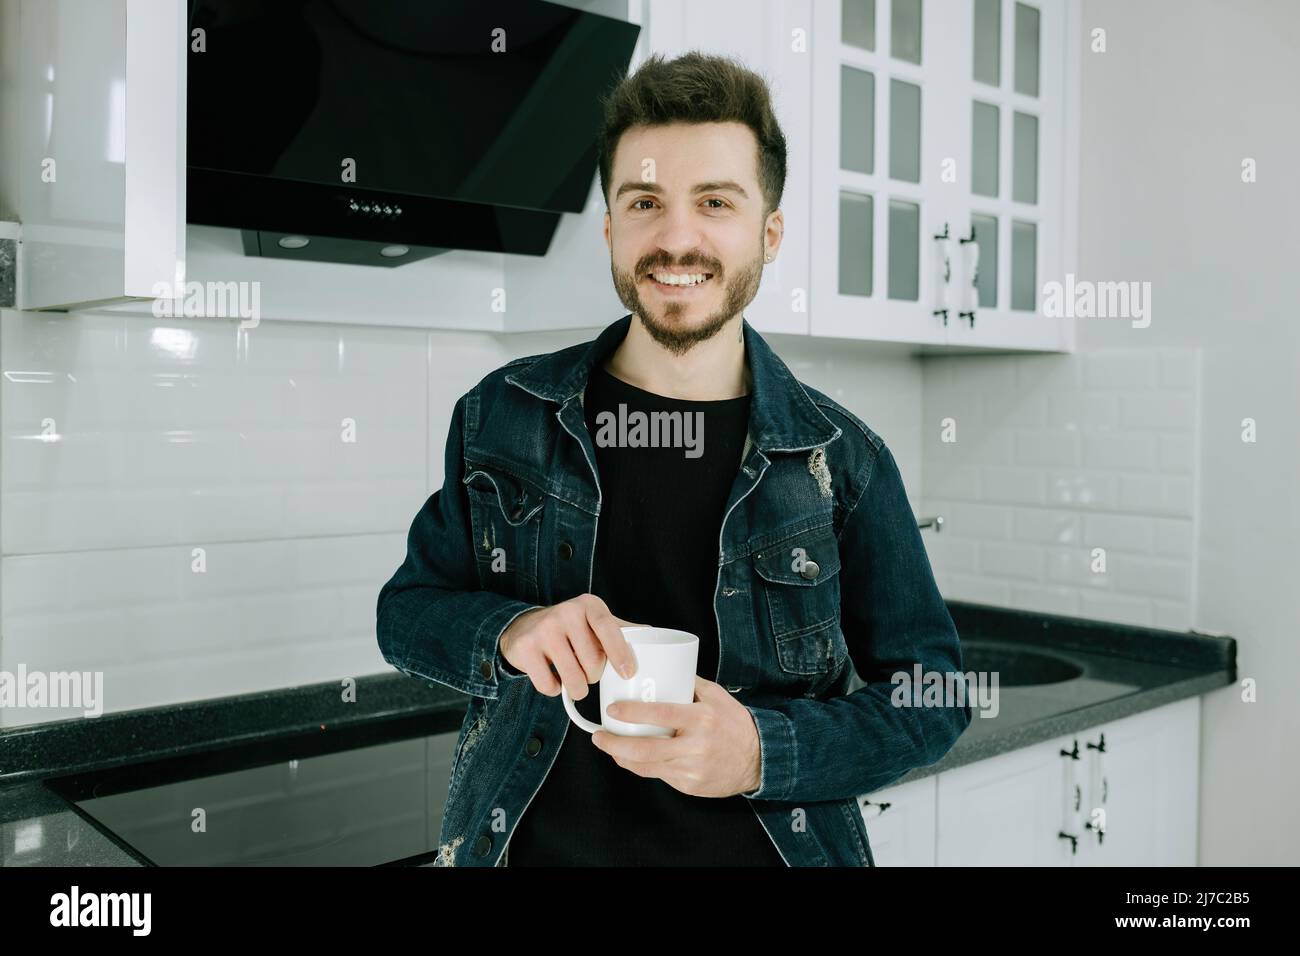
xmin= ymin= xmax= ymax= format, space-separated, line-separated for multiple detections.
xmin=811 ymin=0 xmax=1077 ymax=351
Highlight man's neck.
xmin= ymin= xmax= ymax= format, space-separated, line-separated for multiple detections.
xmin=602 ymin=314 xmax=752 ymax=400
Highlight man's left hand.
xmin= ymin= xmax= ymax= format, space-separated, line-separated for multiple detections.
xmin=592 ymin=676 xmax=762 ymax=797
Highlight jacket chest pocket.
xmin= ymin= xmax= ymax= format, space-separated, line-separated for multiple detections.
xmin=751 ymin=523 xmax=845 ymax=675
xmin=463 ymin=461 xmax=546 ymax=603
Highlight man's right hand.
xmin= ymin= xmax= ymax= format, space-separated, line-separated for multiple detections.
xmin=498 ymin=594 xmax=643 ymax=699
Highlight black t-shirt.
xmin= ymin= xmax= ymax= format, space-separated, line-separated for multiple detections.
xmin=505 ymin=363 xmax=785 ymax=866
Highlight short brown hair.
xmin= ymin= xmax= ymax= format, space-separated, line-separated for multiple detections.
xmin=596 ymin=51 xmax=788 ymax=219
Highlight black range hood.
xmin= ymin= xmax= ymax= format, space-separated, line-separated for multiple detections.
xmin=186 ymin=0 xmax=640 ymax=266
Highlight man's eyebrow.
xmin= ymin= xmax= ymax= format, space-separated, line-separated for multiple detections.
xmin=613 ymin=180 xmax=750 ymax=201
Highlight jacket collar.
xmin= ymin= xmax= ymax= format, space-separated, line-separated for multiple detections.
xmin=504 ymin=313 xmax=841 ymax=453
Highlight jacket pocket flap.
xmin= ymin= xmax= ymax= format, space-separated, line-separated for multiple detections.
xmin=751 ymin=524 xmax=841 ymax=586
xmin=463 ymin=463 xmax=546 ymax=526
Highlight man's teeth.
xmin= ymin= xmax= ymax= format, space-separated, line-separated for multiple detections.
xmin=650 ymin=272 xmax=711 ymax=286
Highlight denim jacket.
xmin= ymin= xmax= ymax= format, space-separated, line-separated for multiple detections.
xmin=376 ymin=314 xmax=970 ymax=866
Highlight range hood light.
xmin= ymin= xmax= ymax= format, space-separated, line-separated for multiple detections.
xmin=277 ymin=236 xmax=311 ymax=249
xmin=379 ymin=244 xmax=410 ymax=258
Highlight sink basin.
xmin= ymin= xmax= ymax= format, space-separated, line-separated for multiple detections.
xmin=959 ymin=640 xmax=1084 ymax=687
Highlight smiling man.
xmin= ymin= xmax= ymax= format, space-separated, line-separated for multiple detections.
xmin=376 ymin=52 xmax=969 ymax=867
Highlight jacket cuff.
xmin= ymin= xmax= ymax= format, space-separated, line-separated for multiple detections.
xmin=480 ymin=602 xmax=542 ymax=686
xmin=741 ymin=705 xmax=797 ymax=801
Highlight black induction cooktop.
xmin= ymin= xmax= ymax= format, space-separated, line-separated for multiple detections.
xmin=45 ymin=712 xmax=461 ymax=866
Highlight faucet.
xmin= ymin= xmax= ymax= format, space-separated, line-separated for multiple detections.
xmin=917 ymin=515 xmax=944 ymax=533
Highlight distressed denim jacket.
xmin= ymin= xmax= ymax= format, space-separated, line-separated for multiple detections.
xmin=376 ymin=314 xmax=970 ymax=867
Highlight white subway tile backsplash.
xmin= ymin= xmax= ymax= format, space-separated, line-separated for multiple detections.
xmin=1046 ymin=549 xmax=1112 ymax=589
xmin=1108 ymin=554 xmax=1193 ymax=602
xmin=1158 ymin=434 xmax=1195 ymax=474
xmin=1083 ymin=433 xmax=1159 ymax=471
xmin=1009 ymin=584 xmax=1082 ymax=616
xmin=0 ymin=533 xmax=402 ymax=726
xmin=1079 ymin=591 xmax=1154 ymax=627
xmin=1046 ymin=470 xmax=1119 ymax=509
xmin=978 ymin=542 xmax=1044 ymax=581
xmin=1083 ymin=352 xmax=1158 ymax=390
xmin=1152 ymin=518 xmax=1194 ymax=558
xmin=1083 ymin=513 xmax=1155 ymax=553
xmin=923 ymin=347 xmax=1200 ymax=628
xmin=1119 ymin=392 xmax=1195 ymax=430
xmin=1014 ymin=429 xmax=1081 ymax=467
xmin=981 ymin=466 xmax=1049 ymax=505
xmin=1118 ymin=474 xmax=1194 ymax=516
xmin=1013 ymin=508 xmax=1081 ymax=545
xmin=2 ymin=313 xmax=429 ymax=553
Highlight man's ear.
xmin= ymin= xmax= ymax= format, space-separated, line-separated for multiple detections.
xmin=603 ymin=211 xmax=611 ymax=252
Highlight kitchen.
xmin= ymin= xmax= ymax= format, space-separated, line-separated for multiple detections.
xmin=0 ymin=0 xmax=1294 ymax=912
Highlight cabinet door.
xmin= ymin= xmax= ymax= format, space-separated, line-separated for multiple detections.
xmin=936 ymin=734 xmax=1079 ymax=865
xmin=944 ymin=0 xmax=1073 ymax=350
xmin=641 ymin=0 xmax=813 ymax=336
xmin=810 ymin=0 xmax=952 ymax=344
xmin=5 ymin=0 xmax=187 ymax=310
xmin=1075 ymin=697 xmax=1200 ymax=867
xmin=860 ymin=775 xmax=938 ymax=866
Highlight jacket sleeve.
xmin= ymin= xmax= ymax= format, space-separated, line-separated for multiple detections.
xmin=376 ymin=391 xmax=539 ymax=699
xmin=741 ymin=443 xmax=971 ymax=803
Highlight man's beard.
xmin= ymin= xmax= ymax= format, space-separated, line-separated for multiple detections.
xmin=610 ymin=248 xmax=765 ymax=357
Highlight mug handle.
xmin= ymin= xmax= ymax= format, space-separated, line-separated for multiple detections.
xmin=560 ymin=686 xmax=604 ymax=734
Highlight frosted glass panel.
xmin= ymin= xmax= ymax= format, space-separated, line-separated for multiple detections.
xmin=972 ymin=101 xmax=1000 ymax=196
xmin=839 ymin=192 xmax=874 ymax=296
xmin=841 ymin=66 xmax=876 ymax=174
xmin=1014 ymin=3 xmax=1040 ymax=96
xmin=1012 ymin=219 xmax=1037 ymax=310
xmin=1013 ymin=111 xmax=1039 ymax=203
xmin=888 ymin=199 xmax=920 ymax=301
xmin=889 ymin=79 xmax=922 ymax=183
xmin=891 ymin=0 xmax=923 ymax=64
xmin=843 ymin=0 xmax=876 ymax=51
xmin=971 ymin=213 xmax=998 ymax=308
xmin=973 ymin=0 xmax=1000 ymax=85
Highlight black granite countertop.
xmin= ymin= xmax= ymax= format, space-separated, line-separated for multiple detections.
xmin=0 ymin=601 xmax=1236 ymax=865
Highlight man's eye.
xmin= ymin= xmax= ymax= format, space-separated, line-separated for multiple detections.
xmin=632 ymin=199 xmax=656 ymax=210
xmin=703 ymin=198 xmax=727 ymax=209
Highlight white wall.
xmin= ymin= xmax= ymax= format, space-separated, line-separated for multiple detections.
xmin=0 ymin=307 xmax=922 ymax=727
xmin=921 ymin=0 xmax=1300 ymax=865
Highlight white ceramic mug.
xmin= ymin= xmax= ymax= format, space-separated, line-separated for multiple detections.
xmin=561 ymin=626 xmax=699 ymax=737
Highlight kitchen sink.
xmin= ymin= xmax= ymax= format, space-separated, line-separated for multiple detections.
xmin=958 ymin=640 xmax=1085 ymax=687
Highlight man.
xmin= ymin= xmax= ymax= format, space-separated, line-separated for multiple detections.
xmin=375 ymin=52 xmax=969 ymax=867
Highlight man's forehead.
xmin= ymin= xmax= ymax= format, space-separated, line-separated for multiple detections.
xmin=613 ymin=122 xmax=759 ymax=183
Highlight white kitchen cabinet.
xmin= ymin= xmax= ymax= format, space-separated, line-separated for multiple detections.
xmin=1074 ymin=696 xmax=1200 ymax=867
xmin=931 ymin=697 xmax=1201 ymax=866
xmin=936 ymin=733 xmax=1078 ymax=865
xmin=859 ymin=775 xmax=938 ymax=866
xmin=0 ymin=0 xmax=187 ymax=312
xmin=808 ymin=0 xmax=1078 ymax=351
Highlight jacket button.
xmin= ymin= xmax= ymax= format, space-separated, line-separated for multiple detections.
xmin=479 ymin=659 xmax=493 ymax=679
xmin=800 ymin=560 xmax=821 ymax=580
xmin=474 ymin=835 xmax=492 ymax=857
xmin=525 ymin=736 xmax=543 ymax=756
xmin=558 ymin=540 xmax=574 ymax=560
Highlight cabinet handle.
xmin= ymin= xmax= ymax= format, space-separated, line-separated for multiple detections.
xmin=861 ymin=798 xmax=892 ymax=819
